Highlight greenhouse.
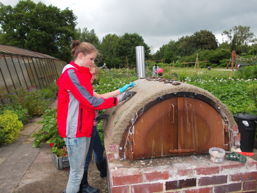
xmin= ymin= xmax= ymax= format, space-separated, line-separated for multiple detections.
xmin=0 ymin=44 xmax=65 ymax=102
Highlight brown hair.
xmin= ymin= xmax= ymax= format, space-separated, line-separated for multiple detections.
xmin=71 ymin=40 xmax=98 ymax=59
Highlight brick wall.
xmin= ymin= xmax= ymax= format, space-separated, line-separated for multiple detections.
xmin=107 ymin=154 xmax=257 ymax=193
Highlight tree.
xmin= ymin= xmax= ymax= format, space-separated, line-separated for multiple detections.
xmin=191 ymin=30 xmax=218 ymax=50
xmin=154 ymin=40 xmax=177 ymax=63
xmin=175 ymin=30 xmax=218 ymax=57
xmin=249 ymin=43 xmax=257 ymax=55
xmin=222 ymin=25 xmax=256 ymax=53
xmin=117 ymin=33 xmax=150 ymax=68
xmin=0 ymin=0 xmax=77 ymax=62
xmin=75 ymin=28 xmax=100 ymax=48
xmin=175 ymin=35 xmax=195 ymax=56
xmin=100 ymin=34 xmax=120 ymax=68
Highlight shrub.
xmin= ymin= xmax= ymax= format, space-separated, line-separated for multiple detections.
xmin=246 ymin=84 xmax=257 ymax=114
xmin=12 ymin=89 xmax=49 ymax=117
xmin=0 ymin=110 xmax=23 ymax=145
xmin=203 ymin=48 xmax=230 ymax=66
xmin=0 ymin=104 xmax=30 ymax=124
xmin=23 ymin=91 xmax=49 ymax=116
xmin=236 ymin=64 xmax=257 ymax=79
xmin=39 ymin=83 xmax=58 ymax=99
xmin=177 ymin=48 xmax=231 ymax=67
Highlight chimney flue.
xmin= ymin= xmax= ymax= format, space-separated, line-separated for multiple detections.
xmin=135 ymin=46 xmax=145 ymax=78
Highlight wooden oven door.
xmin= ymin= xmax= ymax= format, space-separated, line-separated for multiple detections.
xmin=124 ymin=97 xmax=228 ymax=160
xmin=176 ymin=97 xmax=227 ymax=154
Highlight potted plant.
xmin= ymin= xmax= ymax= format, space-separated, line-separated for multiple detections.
xmin=49 ymin=143 xmax=69 ymax=170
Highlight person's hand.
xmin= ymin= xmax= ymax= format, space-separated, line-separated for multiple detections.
xmin=118 ymin=82 xmax=136 ymax=93
xmin=117 ymin=91 xmax=136 ymax=103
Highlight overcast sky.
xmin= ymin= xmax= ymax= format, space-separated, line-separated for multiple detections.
xmin=2 ymin=0 xmax=257 ymax=53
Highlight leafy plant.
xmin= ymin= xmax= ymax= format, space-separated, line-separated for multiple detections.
xmin=39 ymin=83 xmax=58 ymax=100
xmin=11 ymin=89 xmax=49 ymax=117
xmin=32 ymin=108 xmax=66 ymax=156
xmin=236 ymin=64 xmax=257 ymax=79
xmin=0 ymin=104 xmax=30 ymax=124
xmin=0 ymin=110 xmax=23 ymax=145
xmin=246 ymin=83 xmax=257 ymax=114
xmin=188 ymin=79 xmax=256 ymax=114
xmin=51 ymin=146 xmax=67 ymax=157
xmin=95 ymin=68 xmax=137 ymax=91
xmin=21 ymin=90 xmax=49 ymax=116
xmin=33 ymin=109 xmax=58 ymax=147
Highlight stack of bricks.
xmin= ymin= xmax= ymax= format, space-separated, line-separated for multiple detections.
xmin=106 ymin=146 xmax=257 ymax=193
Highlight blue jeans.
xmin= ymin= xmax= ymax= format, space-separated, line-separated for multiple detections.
xmin=84 ymin=126 xmax=104 ymax=171
xmin=64 ymin=137 xmax=91 ymax=193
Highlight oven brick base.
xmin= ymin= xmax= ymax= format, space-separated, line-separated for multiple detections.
xmin=107 ymin=154 xmax=257 ymax=193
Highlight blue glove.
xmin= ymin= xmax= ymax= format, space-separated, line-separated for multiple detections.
xmin=119 ymin=82 xmax=135 ymax=93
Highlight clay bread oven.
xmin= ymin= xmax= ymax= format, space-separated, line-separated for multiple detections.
xmin=104 ymin=78 xmax=240 ymax=161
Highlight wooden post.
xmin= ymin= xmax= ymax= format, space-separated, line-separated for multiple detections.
xmin=194 ymin=53 xmax=199 ymax=68
xmin=231 ymin=50 xmax=237 ymax=70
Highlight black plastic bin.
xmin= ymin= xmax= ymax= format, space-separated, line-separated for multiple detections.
xmin=234 ymin=113 xmax=257 ymax=152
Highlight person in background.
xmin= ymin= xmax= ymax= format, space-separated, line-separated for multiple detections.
xmin=152 ymin=64 xmax=159 ymax=76
xmin=80 ymin=64 xmax=135 ymax=193
xmin=156 ymin=68 xmax=164 ymax=76
xmin=57 ymin=40 xmax=119 ymax=193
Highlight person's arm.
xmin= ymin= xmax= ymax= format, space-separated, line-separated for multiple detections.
xmin=63 ymin=69 xmax=117 ymax=110
xmin=94 ymin=82 xmax=135 ymax=98
xmin=94 ymin=90 xmax=120 ymax=98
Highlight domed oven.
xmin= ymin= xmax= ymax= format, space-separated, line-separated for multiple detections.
xmin=104 ymin=78 xmax=239 ymax=161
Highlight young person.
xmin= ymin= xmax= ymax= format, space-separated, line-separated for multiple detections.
xmin=57 ymin=40 xmax=119 ymax=193
xmin=80 ymin=65 xmax=135 ymax=193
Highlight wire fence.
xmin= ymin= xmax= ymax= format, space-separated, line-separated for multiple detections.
xmin=0 ymin=52 xmax=65 ymax=103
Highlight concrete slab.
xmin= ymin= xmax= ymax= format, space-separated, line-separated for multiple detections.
xmin=0 ymin=139 xmax=39 ymax=193
xmin=13 ymin=144 xmax=68 ymax=193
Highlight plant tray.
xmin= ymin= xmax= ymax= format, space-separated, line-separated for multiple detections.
xmin=51 ymin=153 xmax=69 ymax=170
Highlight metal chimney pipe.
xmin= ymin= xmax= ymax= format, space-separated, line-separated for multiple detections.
xmin=135 ymin=46 xmax=145 ymax=78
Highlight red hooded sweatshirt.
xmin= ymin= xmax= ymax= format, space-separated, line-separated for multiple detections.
xmin=57 ymin=61 xmax=117 ymax=138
